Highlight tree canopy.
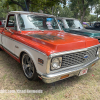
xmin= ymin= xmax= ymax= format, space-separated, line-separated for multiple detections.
xmin=69 ymin=0 xmax=99 ymax=23
xmin=3 ymin=0 xmax=66 ymax=11
xmin=0 ymin=0 xmax=100 ymax=23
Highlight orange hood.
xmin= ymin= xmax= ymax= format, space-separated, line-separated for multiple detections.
xmin=20 ymin=30 xmax=99 ymax=56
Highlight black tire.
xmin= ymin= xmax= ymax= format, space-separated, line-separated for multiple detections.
xmin=21 ymin=53 xmax=38 ymax=80
xmin=0 ymin=47 xmax=2 ymax=51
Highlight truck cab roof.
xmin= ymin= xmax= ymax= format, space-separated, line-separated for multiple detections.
xmin=8 ymin=11 xmax=55 ymax=17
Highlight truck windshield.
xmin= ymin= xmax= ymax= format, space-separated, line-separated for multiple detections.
xmin=18 ymin=14 xmax=60 ymax=31
xmin=65 ymin=19 xmax=84 ymax=29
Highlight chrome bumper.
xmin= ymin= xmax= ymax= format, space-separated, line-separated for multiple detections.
xmin=39 ymin=57 xmax=99 ymax=83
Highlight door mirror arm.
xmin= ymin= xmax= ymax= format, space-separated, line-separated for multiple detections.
xmin=5 ymin=27 xmax=14 ymax=34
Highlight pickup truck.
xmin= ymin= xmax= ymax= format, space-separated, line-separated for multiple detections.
xmin=0 ymin=11 xmax=99 ymax=83
xmin=57 ymin=17 xmax=100 ymax=42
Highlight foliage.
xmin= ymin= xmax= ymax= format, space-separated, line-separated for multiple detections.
xmin=69 ymin=0 xmax=99 ymax=23
xmin=94 ymin=3 xmax=100 ymax=21
xmin=55 ymin=5 xmax=73 ymax=17
xmin=0 ymin=0 xmax=100 ymax=23
xmin=0 ymin=0 xmax=16 ymax=19
xmin=84 ymin=14 xmax=97 ymax=22
xmin=3 ymin=0 xmax=66 ymax=12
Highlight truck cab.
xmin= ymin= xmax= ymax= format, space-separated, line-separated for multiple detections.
xmin=57 ymin=17 xmax=100 ymax=42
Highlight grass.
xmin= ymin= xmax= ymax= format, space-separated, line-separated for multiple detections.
xmin=0 ymin=50 xmax=100 ymax=100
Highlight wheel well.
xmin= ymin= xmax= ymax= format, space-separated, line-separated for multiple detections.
xmin=20 ymin=52 xmax=38 ymax=80
xmin=20 ymin=51 xmax=26 ymax=63
xmin=20 ymin=51 xmax=37 ymax=71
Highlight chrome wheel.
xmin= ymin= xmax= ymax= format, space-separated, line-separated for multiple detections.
xmin=22 ymin=53 xmax=38 ymax=80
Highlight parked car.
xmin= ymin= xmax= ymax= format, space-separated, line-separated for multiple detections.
xmin=57 ymin=17 xmax=100 ymax=42
xmin=83 ymin=22 xmax=92 ymax=28
xmin=86 ymin=22 xmax=100 ymax=31
xmin=0 ymin=11 xmax=99 ymax=83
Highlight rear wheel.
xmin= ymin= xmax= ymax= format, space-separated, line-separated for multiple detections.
xmin=21 ymin=53 xmax=38 ymax=80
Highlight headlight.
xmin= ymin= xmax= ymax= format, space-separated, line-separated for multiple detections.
xmin=51 ymin=57 xmax=62 ymax=70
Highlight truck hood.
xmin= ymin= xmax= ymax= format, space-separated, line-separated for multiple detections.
xmin=21 ymin=30 xmax=99 ymax=56
xmin=70 ymin=28 xmax=100 ymax=37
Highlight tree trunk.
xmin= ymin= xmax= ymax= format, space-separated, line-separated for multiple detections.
xmin=75 ymin=13 xmax=78 ymax=19
xmin=80 ymin=0 xmax=86 ymax=24
xmin=52 ymin=6 xmax=54 ymax=15
xmin=18 ymin=0 xmax=30 ymax=11
xmin=97 ymin=13 xmax=98 ymax=22
xmin=26 ymin=0 xmax=30 ymax=11
xmin=81 ymin=8 xmax=86 ymax=24
xmin=10 ymin=0 xmax=30 ymax=11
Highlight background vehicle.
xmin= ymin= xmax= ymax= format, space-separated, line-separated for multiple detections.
xmin=57 ymin=17 xmax=100 ymax=42
xmin=86 ymin=22 xmax=100 ymax=31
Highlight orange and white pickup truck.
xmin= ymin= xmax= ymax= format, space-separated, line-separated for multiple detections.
xmin=0 ymin=11 xmax=99 ymax=83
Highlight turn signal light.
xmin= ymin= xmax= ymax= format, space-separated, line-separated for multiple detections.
xmin=60 ymin=74 xmax=69 ymax=79
xmin=92 ymin=63 xmax=95 ymax=66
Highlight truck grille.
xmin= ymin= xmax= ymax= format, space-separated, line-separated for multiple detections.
xmin=61 ymin=47 xmax=98 ymax=68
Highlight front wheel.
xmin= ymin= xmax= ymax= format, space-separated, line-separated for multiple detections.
xmin=21 ymin=53 xmax=38 ymax=80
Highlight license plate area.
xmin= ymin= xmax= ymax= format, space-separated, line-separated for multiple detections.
xmin=79 ymin=68 xmax=88 ymax=76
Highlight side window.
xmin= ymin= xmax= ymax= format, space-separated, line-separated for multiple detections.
xmin=6 ymin=14 xmax=17 ymax=30
xmin=66 ymin=20 xmax=74 ymax=28
xmin=58 ymin=19 xmax=64 ymax=29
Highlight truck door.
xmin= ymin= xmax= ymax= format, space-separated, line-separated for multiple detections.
xmin=2 ymin=14 xmax=17 ymax=54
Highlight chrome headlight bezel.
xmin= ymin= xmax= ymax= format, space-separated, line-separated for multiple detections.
xmin=50 ymin=57 xmax=62 ymax=70
xmin=97 ymin=47 xmax=100 ymax=58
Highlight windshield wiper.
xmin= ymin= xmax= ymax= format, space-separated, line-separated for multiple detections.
xmin=23 ymin=28 xmax=39 ymax=30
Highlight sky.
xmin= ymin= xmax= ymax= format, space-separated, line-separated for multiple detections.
xmin=90 ymin=6 xmax=96 ymax=15
xmin=90 ymin=6 xmax=100 ymax=17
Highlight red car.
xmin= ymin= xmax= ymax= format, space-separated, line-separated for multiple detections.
xmin=0 ymin=11 xmax=99 ymax=83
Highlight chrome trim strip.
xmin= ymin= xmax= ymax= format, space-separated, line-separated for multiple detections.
xmin=16 ymin=14 xmax=20 ymax=31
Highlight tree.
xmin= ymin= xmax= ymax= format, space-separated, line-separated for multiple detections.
xmin=0 ymin=0 xmax=19 ymax=19
xmin=3 ymin=0 xmax=66 ymax=12
xmin=95 ymin=4 xmax=100 ymax=22
xmin=69 ymin=0 xmax=99 ymax=23
xmin=84 ymin=14 xmax=97 ymax=22
xmin=52 ymin=5 xmax=73 ymax=17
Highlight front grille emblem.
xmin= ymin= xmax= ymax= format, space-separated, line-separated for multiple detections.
xmin=84 ymin=55 xmax=88 ymax=58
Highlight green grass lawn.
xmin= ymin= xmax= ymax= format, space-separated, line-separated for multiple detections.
xmin=0 ymin=50 xmax=100 ymax=100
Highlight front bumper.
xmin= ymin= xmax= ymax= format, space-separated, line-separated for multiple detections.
xmin=39 ymin=57 xmax=99 ymax=83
